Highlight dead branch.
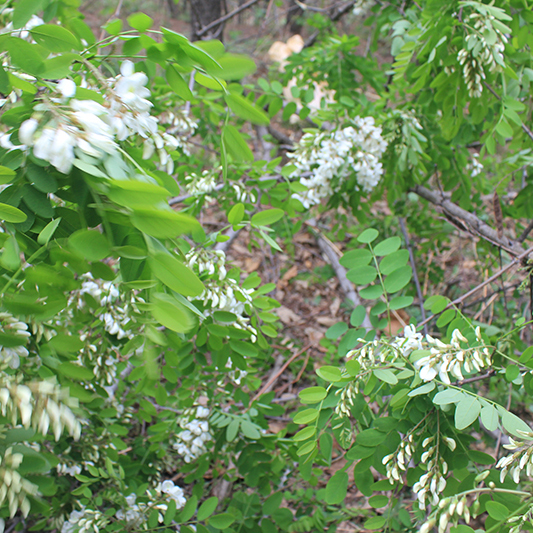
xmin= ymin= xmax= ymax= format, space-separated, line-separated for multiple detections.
xmin=196 ymin=0 xmax=262 ymax=38
xmin=412 ymin=184 xmax=523 ymax=257
xmin=417 ymin=244 xmax=533 ymax=329
xmin=306 ymin=221 xmax=373 ymax=331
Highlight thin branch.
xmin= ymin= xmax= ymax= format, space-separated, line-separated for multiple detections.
xmin=196 ymin=0 xmax=261 ymax=38
xmin=417 ymin=245 xmax=533 ymax=329
xmin=306 ymin=220 xmax=373 ymax=331
xmin=305 ymin=1 xmax=356 ymax=47
xmin=251 ymin=343 xmax=312 ymax=403
xmin=399 ymin=217 xmax=428 ymax=336
xmin=452 ymin=369 xmax=495 ymax=386
xmin=412 ymin=184 xmax=523 ymax=257
xmin=518 ymin=219 xmax=533 ymax=243
xmin=98 ymin=0 xmax=124 ymax=42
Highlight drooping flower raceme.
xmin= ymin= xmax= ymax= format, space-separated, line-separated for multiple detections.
xmin=496 ymin=430 xmax=533 ymax=483
xmin=185 ymin=248 xmax=257 ymax=342
xmin=173 ymin=406 xmax=212 ymax=463
xmin=288 ymin=117 xmax=388 ymax=208
xmin=456 ymin=7 xmax=509 ymax=97
xmin=12 ymin=60 xmax=188 ymax=176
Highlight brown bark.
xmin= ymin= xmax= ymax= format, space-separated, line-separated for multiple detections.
xmin=286 ymin=0 xmax=303 ymax=34
xmin=189 ymin=0 xmax=225 ymax=41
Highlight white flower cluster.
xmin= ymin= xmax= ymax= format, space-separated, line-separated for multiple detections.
xmin=392 ymin=324 xmax=491 ymax=384
xmin=419 ymin=492 xmax=473 ymax=533
xmin=61 ymin=507 xmax=107 ymax=533
xmin=382 ymin=433 xmax=415 ymax=483
xmin=0 ymin=447 xmax=39 ymax=517
xmin=184 ymin=168 xmax=219 ymax=200
xmin=0 ymin=379 xmax=81 ymax=440
xmin=412 ymin=435 xmax=454 ymax=510
xmin=413 ymin=328 xmax=490 ymax=383
xmin=161 ymin=110 xmax=198 ymax=156
xmin=467 ymin=153 xmax=483 ymax=177
xmin=185 ymin=248 xmax=257 ymax=341
xmin=73 ymin=274 xmax=143 ymax=341
xmin=352 ymin=0 xmax=375 ymax=16
xmin=457 ymin=10 xmax=508 ymax=97
xmin=173 ymin=406 xmax=212 ymax=463
xmin=496 ymin=430 xmax=533 ymax=483
xmin=10 ymin=61 xmax=180 ymax=175
xmin=64 ymin=481 xmax=186 ymax=532
xmin=56 ymin=463 xmax=82 ymax=477
xmin=508 ymin=506 xmax=533 ymax=533
xmin=288 ymin=117 xmax=388 ymax=208
xmin=0 ymin=312 xmax=31 ymax=369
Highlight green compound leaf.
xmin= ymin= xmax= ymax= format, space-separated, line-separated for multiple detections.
xmin=316 ymin=365 xmax=342 ymax=382
xmin=127 ymin=12 xmax=153 ymax=32
xmin=293 ymin=408 xmax=319 ymax=425
xmin=357 ymin=228 xmax=379 ymax=243
xmin=251 ymin=208 xmax=284 ymax=227
xmin=150 ymin=292 xmax=195 ymax=334
xmin=379 ymin=249 xmax=409 ymax=275
xmin=339 ymin=248 xmax=372 ymax=269
xmin=455 ymin=395 xmax=481 ymax=430
xmin=384 ymin=265 xmax=412 ymax=293
xmin=225 ymin=93 xmax=270 ymax=126
xmin=373 ymin=236 xmax=401 ymax=256
xmin=197 ymin=497 xmax=218 ymax=521
xmin=69 ymin=229 xmax=111 ymax=262
xmin=485 ymin=501 xmax=509 ymax=521
xmin=325 ymin=471 xmax=348 ymax=505
xmin=166 ymin=64 xmax=193 ymax=101
xmin=325 ymin=322 xmax=348 ymax=339
xmin=298 ymin=386 xmax=327 ymax=404
xmin=346 ymin=265 xmax=377 ymax=285
xmin=150 ymin=252 xmax=205 ymax=297
xmin=0 ymin=203 xmax=27 ymax=223
xmin=293 ymin=426 xmax=316 ymax=441
xmin=480 ymin=405 xmax=499 ymax=431
xmin=30 ymin=24 xmax=81 ymax=52
xmin=373 ymin=368 xmax=398 ymax=385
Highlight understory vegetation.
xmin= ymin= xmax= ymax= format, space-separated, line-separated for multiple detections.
xmin=0 ymin=0 xmax=533 ymax=532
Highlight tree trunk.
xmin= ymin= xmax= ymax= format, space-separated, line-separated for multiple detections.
xmin=189 ymin=0 xmax=225 ymax=41
xmin=167 ymin=0 xmax=179 ymax=18
xmin=286 ymin=0 xmax=303 ymax=34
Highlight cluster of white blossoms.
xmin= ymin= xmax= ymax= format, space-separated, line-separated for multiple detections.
xmin=382 ymin=433 xmax=415 ymax=483
xmin=457 ymin=10 xmax=508 ymax=97
xmin=56 ymin=463 xmax=82 ymax=477
xmin=151 ymin=480 xmax=187 ymax=520
xmin=508 ymin=506 xmax=533 ymax=533
xmin=0 ymin=378 xmax=81 ymax=441
xmin=467 ymin=153 xmax=483 ymax=177
xmin=61 ymin=507 xmax=108 ymax=533
xmin=412 ymin=435 xmax=454 ymax=510
xmin=352 ymin=0 xmax=375 ymax=16
xmin=173 ymin=406 xmax=212 ymax=463
xmin=63 ymin=481 xmax=186 ymax=532
xmin=6 ymin=60 xmax=182 ymax=175
xmin=393 ymin=324 xmax=491 ymax=384
xmin=0 ymin=312 xmax=31 ymax=369
xmin=184 ymin=168 xmax=219 ymax=200
xmin=288 ymin=117 xmax=388 ymax=208
xmin=496 ymin=430 xmax=533 ymax=483
xmin=0 ymin=447 xmax=39 ymax=518
xmin=185 ymin=248 xmax=257 ymax=341
xmin=160 ymin=110 xmax=198 ymax=156
xmin=419 ymin=492 xmax=473 ymax=533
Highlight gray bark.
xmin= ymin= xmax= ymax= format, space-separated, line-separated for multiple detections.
xmin=189 ymin=0 xmax=225 ymax=41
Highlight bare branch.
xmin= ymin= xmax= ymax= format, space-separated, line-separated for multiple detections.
xmin=412 ymin=184 xmax=523 ymax=257
xmin=196 ymin=0 xmax=261 ymax=38
xmin=417 ymin=245 xmax=533 ymax=329
xmin=399 ymin=217 xmax=428 ymax=336
xmin=306 ymin=220 xmax=373 ymax=331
